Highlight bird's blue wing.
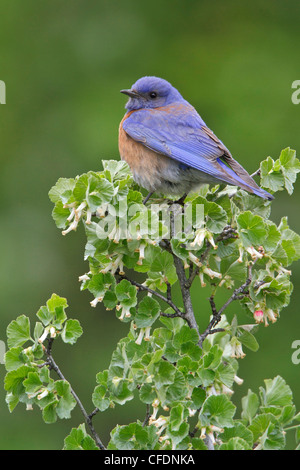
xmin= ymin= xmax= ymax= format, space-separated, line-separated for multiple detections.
xmin=123 ymin=106 xmax=226 ymax=168
xmin=122 ymin=105 xmax=273 ymax=199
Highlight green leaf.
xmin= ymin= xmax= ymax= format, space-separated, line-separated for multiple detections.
xmin=115 ymin=279 xmax=137 ymax=307
xmin=173 ymin=325 xmax=199 ymax=349
xmin=259 ymin=149 xmax=300 ymax=195
xmin=103 ymin=290 xmax=118 ymax=310
xmin=139 ymin=383 xmax=156 ymax=404
xmin=189 ymin=196 xmax=228 ymax=233
xmin=109 ymin=379 xmax=134 ymax=405
xmin=72 ymin=173 xmax=89 ymax=202
xmin=248 ymin=413 xmax=285 ymax=450
xmin=33 ymin=322 xmax=44 ymax=341
xmin=87 ymin=272 xmax=115 ymax=299
xmin=55 ymin=380 xmax=77 ymax=419
xmin=279 ymin=147 xmax=300 ymax=194
xmin=36 ymin=294 xmax=68 ymax=328
xmin=241 ymin=389 xmax=259 ymax=423
xmin=222 ymin=258 xmax=247 ymax=281
xmin=279 ymin=223 xmax=300 ymax=265
xmin=167 ymin=421 xmax=189 ymax=449
xmin=218 ymin=437 xmax=252 ymax=450
xmin=135 ymin=296 xmax=160 ymax=328
xmin=42 ymin=400 xmax=58 ymax=424
xmin=238 ymin=329 xmax=259 ymax=352
xmin=102 ymin=159 xmax=132 ymax=181
xmin=109 ymin=422 xmax=154 ymax=450
xmin=52 ymin=201 xmax=71 ymax=229
xmin=23 ymin=372 xmax=43 ymax=395
xmin=237 ymin=211 xmax=267 ymax=247
xmin=259 ymin=376 xmax=293 ymax=407
xmin=48 ymin=177 xmax=76 ymax=204
xmin=191 ymin=438 xmax=208 ymax=450
xmin=203 ymin=345 xmax=223 ymax=370
xmin=151 ymin=251 xmax=178 ymax=285
xmin=217 ymin=361 xmax=236 ymax=389
xmin=251 ymin=274 xmax=292 ymax=310
xmin=92 ymin=385 xmax=110 ymax=411
xmin=163 ymin=341 xmax=181 ymax=363
xmin=169 ymin=403 xmax=187 ymax=431
xmin=154 ymin=361 xmax=176 ymax=388
xmin=197 ymin=368 xmax=215 ymax=387
xmin=191 ymin=388 xmax=206 ymax=409
xmin=260 ymin=156 xmax=284 ymax=192
xmin=6 ymin=315 xmax=31 ymax=348
xmin=47 ymin=294 xmax=68 ymax=313
xmin=4 ymin=365 xmax=34 ymax=395
xmin=272 ymin=243 xmax=289 ymax=266
xmin=5 ymin=392 xmax=20 ymax=413
xmin=199 ymin=394 xmax=236 ymax=428
xmin=61 ymin=319 xmax=83 ymax=345
xmin=219 ymin=423 xmax=253 ymax=447
xmin=4 ymin=347 xmax=26 ymax=372
xmin=232 ymin=189 xmax=272 ymax=218
xmin=264 ymin=223 xmax=281 ymax=252
xmin=36 ymin=306 xmax=54 ymax=327
xmin=63 ymin=424 xmax=99 ymax=450
xmin=166 ymin=370 xmax=188 ymax=403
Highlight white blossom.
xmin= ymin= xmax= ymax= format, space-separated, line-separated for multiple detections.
xmin=37 ymin=389 xmax=49 ymax=400
xmin=246 ymin=246 xmax=263 ymax=260
xmin=38 ymin=327 xmax=49 ymax=344
xmin=90 ymin=297 xmax=103 ymax=308
xmin=230 ymin=337 xmax=246 ymax=359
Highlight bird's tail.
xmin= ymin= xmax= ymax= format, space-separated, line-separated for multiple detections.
xmin=217 ymin=157 xmax=274 ymax=200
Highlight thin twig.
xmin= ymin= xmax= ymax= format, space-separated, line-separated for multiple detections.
xmin=217 ymin=263 xmax=253 ymax=317
xmin=142 ymin=404 xmax=151 ymax=427
xmin=209 ymin=295 xmax=218 ymax=317
xmin=88 ymin=408 xmax=99 ymax=420
xmin=185 ymin=226 xmax=238 ymax=289
xmin=198 ymin=262 xmax=254 ymax=346
xmin=118 ymin=273 xmax=183 ymax=317
xmin=166 ymin=281 xmax=172 ymax=303
xmin=169 ymin=210 xmax=200 ymax=338
xmin=189 ymin=424 xmax=199 ymax=438
xmin=199 ymin=315 xmax=223 ymax=347
xmin=251 ymin=168 xmax=261 ymax=178
xmin=160 ymin=311 xmax=182 ymax=319
xmin=45 ymin=338 xmax=106 ymax=450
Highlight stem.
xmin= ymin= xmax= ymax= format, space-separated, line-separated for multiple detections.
xmin=169 ymin=210 xmax=200 ymax=339
xmin=142 ymin=404 xmax=151 ymax=427
xmin=284 ymin=425 xmax=300 ymax=431
xmin=118 ymin=273 xmax=183 ymax=317
xmin=185 ymin=226 xmax=238 ymax=289
xmin=199 ymin=262 xmax=254 ymax=346
xmin=218 ymin=262 xmax=253 ymax=316
xmin=45 ymin=339 xmax=106 ymax=450
xmin=251 ymin=168 xmax=261 ymax=178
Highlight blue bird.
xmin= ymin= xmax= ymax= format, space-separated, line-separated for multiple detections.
xmin=119 ymin=76 xmax=274 ymax=201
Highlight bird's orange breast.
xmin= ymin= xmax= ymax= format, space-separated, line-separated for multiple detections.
xmin=118 ymin=112 xmax=170 ymax=191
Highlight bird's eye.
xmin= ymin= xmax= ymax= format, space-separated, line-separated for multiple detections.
xmin=149 ymin=91 xmax=157 ymax=99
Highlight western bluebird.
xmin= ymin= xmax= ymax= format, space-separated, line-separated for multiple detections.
xmin=119 ymin=76 xmax=273 ymax=201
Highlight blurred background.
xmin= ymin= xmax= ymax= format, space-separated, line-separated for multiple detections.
xmin=0 ymin=0 xmax=300 ymax=449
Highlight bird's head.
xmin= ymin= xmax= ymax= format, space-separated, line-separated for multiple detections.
xmin=121 ymin=76 xmax=185 ymax=111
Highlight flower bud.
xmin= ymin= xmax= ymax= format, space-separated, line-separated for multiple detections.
xmin=253 ymin=309 xmax=264 ymax=323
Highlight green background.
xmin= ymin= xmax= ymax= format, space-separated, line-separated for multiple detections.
xmin=0 ymin=0 xmax=299 ymax=449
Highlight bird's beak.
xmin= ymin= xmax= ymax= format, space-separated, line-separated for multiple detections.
xmin=120 ymin=89 xmax=140 ymax=99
